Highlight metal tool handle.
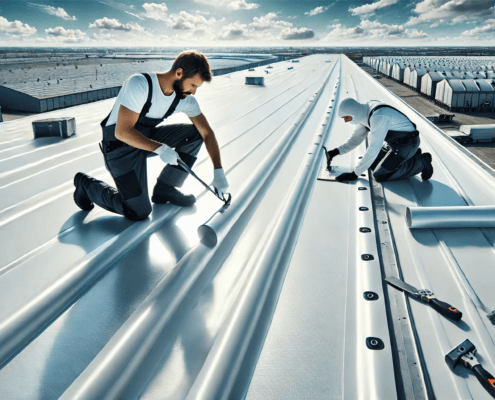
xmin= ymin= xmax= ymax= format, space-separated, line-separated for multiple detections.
xmin=177 ymin=158 xmax=231 ymax=205
xmin=429 ymin=298 xmax=462 ymax=321
xmin=473 ymin=364 xmax=495 ymax=398
xmin=322 ymin=146 xmax=332 ymax=171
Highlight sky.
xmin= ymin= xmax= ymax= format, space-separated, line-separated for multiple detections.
xmin=0 ymin=0 xmax=494 ymax=47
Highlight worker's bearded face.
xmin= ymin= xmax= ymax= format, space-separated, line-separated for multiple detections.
xmin=173 ymin=78 xmax=192 ymax=99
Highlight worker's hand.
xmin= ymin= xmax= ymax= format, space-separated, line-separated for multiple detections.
xmin=336 ymin=172 xmax=358 ymax=182
xmin=212 ymin=168 xmax=229 ymax=199
xmin=154 ymin=144 xmax=179 ymax=166
xmin=325 ymin=148 xmax=339 ymax=170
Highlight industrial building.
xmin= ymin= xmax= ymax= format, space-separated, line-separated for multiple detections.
xmin=364 ymin=56 xmax=495 ymax=111
xmin=0 ymin=54 xmax=280 ymax=113
xmin=1 ymin=55 xmax=495 ymax=400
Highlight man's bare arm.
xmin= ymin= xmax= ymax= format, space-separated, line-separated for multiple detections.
xmin=189 ymin=113 xmax=222 ymax=169
xmin=115 ymin=105 xmax=163 ymax=152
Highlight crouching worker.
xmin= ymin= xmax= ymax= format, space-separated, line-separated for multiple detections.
xmin=73 ymin=51 xmax=229 ymax=221
xmin=326 ymin=98 xmax=433 ymax=183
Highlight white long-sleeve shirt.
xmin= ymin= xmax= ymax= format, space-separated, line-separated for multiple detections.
xmin=337 ymin=103 xmax=416 ymax=175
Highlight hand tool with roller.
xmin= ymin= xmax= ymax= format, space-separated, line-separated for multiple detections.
xmin=385 ymin=276 xmax=462 ymax=321
xmin=178 ymin=157 xmax=231 ymax=206
xmin=445 ymin=339 xmax=495 ymax=398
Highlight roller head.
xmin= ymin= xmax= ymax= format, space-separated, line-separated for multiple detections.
xmin=198 ymin=224 xmax=217 ymax=247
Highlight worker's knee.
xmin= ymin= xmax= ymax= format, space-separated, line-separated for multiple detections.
xmin=122 ymin=201 xmax=152 ymax=221
xmin=187 ymin=125 xmax=203 ymax=144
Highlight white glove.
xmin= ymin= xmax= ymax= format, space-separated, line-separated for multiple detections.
xmin=212 ymin=168 xmax=229 ymax=198
xmin=154 ymin=144 xmax=179 ymax=166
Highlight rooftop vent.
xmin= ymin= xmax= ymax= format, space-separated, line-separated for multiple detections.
xmin=245 ymin=76 xmax=264 ymax=86
xmin=32 ymin=117 xmax=76 ymax=139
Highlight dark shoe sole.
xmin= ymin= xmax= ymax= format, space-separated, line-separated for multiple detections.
xmin=74 ymin=173 xmax=94 ymax=211
xmin=421 ymin=153 xmax=433 ymax=180
xmin=152 ymin=193 xmax=196 ymax=207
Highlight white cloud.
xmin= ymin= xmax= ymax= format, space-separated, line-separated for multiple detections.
xmin=28 ymin=3 xmax=77 ymax=20
xmin=0 ymin=16 xmax=37 ymax=37
xmin=406 ymin=0 xmax=495 ymax=27
xmin=45 ymin=26 xmax=87 ymax=42
xmin=461 ymin=18 xmax=495 ymax=37
xmin=305 ymin=5 xmax=333 ymax=16
xmin=227 ymin=0 xmax=259 ymax=10
xmin=250 ymin=13 xmax=292 ymax=30
xmin=92 ymin=32 xmax=115 ymax=41
xmin=89 ymin=17 xmax=143 ymax=32
xmin=167 ymin=11 xmax=218 ymax=30
xmin=280 ymin=27 xmax=315 ymax=40
xmin=142 ymin=3 xmax=169 ymax=21
xmin=195 ymin=0 xmax=259 ymax=10
xmin=324 ymin=20 xmax=428 ymax=42
xmin=218 ymin=21 xmax=249 ymax=40
xmin=350 ymin=0 xmax=398 ymax=16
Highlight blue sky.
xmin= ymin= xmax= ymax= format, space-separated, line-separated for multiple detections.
xmin=0 ymin=0 xmax=494 ymax=46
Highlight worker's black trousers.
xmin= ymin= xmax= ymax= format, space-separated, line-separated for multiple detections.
xmin=85 ymin=123 xmax=203 ymax=220
xmin=372 ymin=136 xmax=424 ymax=182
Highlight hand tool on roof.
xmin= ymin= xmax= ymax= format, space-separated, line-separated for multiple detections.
xmin=385 ymin=276 xmax=462 ymax=321
xmin=177 ymin=158 xmax=231 ymax=206
xmin=445 ymin=339 xmax=495 ymax=399
xmin=322 ymin=146 xmax=332 ymax=171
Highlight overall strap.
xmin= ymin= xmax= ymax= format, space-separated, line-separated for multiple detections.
xmin=139 ymin=73 xmax=153 ymax=119
xmin=162 ymin=92 xmax=181 ymax=120
xmin=100 ymin=72 xmax=153 ymax=129
xmin=368 ymin=104 xmax=417 ymax=130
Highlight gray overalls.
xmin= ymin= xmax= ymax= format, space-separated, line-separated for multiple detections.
xmin=368 ymin=105 xmax=424 ymax=182
xmin=85 ymin=73 xmax=203 ymax=220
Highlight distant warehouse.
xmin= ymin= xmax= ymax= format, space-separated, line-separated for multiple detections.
xmin=0 ymin=80 xmax=121 ymax=113
xmin=0 ymin=54 xmax=283 ymax=113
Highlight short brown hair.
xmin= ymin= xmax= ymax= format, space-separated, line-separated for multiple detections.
xmin=172 ymin=51 xmax=212 ymax=82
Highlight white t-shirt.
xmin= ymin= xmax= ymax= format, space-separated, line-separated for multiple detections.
xmin=105 ymin=73 xmax=202 ymax=126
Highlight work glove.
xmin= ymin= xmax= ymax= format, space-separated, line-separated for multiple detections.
xmin=336 ymin=172 xmax=358 ymax=182
xmin=154 ymin=144 xmax=179 ymax=166
xmin=325 ymin=148 xmax=339 ymax=170
xmin=212 ymin=168 xmax=229 ymax=199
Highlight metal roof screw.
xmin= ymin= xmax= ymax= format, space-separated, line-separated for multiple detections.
xmin=360 ymin=227 xmax=372 ymax=233
xmin=359 ymin=207 xmax=369 ymax=211
xmin=358 ymin=187 xmax=367 ymax=191
xmin=364 ymin=292 xmax=379 ymax=301
xmin=366 ymin=337 xmax=384 ymax=350
xmin=361 ymin=254 xmax=374 ymax=261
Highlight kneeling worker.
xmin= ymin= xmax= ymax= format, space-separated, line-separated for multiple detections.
xmin=326 ymin=98 xmax=433 ymax=183
xmin=73 ymin=51 xmax=229 ymax=220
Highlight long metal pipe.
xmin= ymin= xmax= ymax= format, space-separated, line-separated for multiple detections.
xmin=406 ymin=205 xmax=495 ymax=229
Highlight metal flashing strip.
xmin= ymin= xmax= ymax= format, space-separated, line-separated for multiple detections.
xmin=339 ymin=58 xmax=397 ymax=400
xmin=370 ymin=176 xmax=430 ymax=400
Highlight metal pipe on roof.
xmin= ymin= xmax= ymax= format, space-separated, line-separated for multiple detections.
xmin=406 ymin=205 xmax=495 ymax=228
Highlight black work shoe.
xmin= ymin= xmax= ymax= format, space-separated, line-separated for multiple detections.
xmin=73 ymin=172 xmax=94 ymax=211
xmin=152 ymin=185 xmax=196 ymax=207
xmin=415 ymin=148 xmax=422 ymax=157
xmin=421 ymin=153 xmax=433 ymax=180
